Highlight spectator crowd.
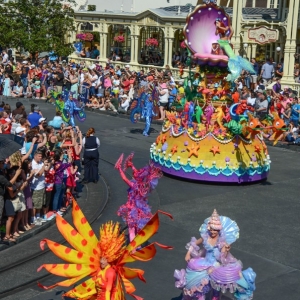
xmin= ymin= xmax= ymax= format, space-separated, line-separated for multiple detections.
xmin=0 ymin=101 xmax=89 ymax=243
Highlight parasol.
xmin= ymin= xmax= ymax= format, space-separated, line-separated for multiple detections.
xmin=0 ymin=134 xmax=22 ymax=161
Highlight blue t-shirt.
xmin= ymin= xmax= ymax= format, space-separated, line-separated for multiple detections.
xmin=169 ymin=87 xmax=177 ymax=103
xmin=25 ymin=142 xmax=38 ymax=159
xmin=291 ymin=104 xmax=300 ymax=120
xmin=27 ymin=112 xmax=40 ymax=128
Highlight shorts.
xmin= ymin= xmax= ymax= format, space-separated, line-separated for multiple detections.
xmin=32 ymin=188 xmax=45 ymax=209
xmin=159 ymin=102 xmax=168 ymax=108
xmin=5 ymin=199 xmax=15 ymax=216
xmin=44 ymin=190 xmax=53 ymax=208
xmin=250 ymin=75 xmax=257 ymax=83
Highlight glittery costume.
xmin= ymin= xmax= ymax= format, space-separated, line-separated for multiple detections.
xmin=218 ymin=40 xmax=255 ymax=82
xmin=55 ymin=90 xmax=86 ymax=127
xmin=174 ymin=210 xmax=256 ymax=300
xmin=115 ymin=153 xmax=162 ymax=241
xmin=38 ymin=194 xmax=173 ymax=299
xmin=130 ymin=86 xmax=157 ymax=136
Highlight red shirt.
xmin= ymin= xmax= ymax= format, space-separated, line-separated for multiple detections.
xmin=0 ymin=118 xmax=11 ymax=134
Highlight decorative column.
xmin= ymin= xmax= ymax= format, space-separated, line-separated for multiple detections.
xmin=130 ymin=35 xmax=135 ymax=62
xmin=231 ymin=0 xmax=243 ymax=55
xmin=281 ymin=0 xmax=300 ymax=83
xmin=135 ymin=36 xmax=139 ymax=63
xmin=252 ymin=43 xmax=257 ymax=58
xmin=164 ymin=37 xmax=169 ymax=67
xmin=168 ymin=38 xmax=174 ymax=67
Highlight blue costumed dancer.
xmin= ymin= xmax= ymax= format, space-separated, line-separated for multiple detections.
xmin=141 ymin=92 xmax=156 ymax=137
xmin=54 ymin=91 xmax=86 ymax=128
xmin=215 ymin=18 xmax=255 ymax=82
xmin=64 ymin=93 xmax=86 ymax=128
xmin=130 ymin=84 xmax=157 ymax=137
xmin=174 ymin=209 xmax=256 ymax=300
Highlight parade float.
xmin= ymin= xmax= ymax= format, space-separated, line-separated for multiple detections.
xmin=150 ymin=0 xmax=285 ymax=183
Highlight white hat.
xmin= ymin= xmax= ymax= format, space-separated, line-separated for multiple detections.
xmin=121 ymin=94 xmax=127 ymax=98
xmin=39 ymin=117 xmax=46 ymax=123
xmin=125 ymin=64 xmax=130 ymax=68
xmin=30 ymin=64 xmax=35 ymax=68
xmin=22 ymin=61 xmax=28 ymax=64
xmin=15 ymin=127 xmax=25 ymax=134
xmin=89 ymin=64 xmax=96 ymax=70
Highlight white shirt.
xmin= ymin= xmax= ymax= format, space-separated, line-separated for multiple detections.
xmin=91 ymin=74 xmax=98 ymax=87
xmin=121 ymin=98 xmax=130 ymax=111
xmin=2 ymin=53 xmax=8 ymax=65
xmin=159 ymin=88 xmax=169 ymax=103
xmin=31 ymin=160 xmax=45 ymax=191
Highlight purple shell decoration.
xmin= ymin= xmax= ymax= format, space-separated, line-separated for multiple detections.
xmin=251 ymin=156 xmax=257 ymax=162
xmin=162 ymin=142 xmax=168 ymax=152
xmin=184 ymin=141 xmax=189 ymax=146
xmin=184 ymin=4 xmax=231 ymax=67
xmin=225 ymin=157 xmax=230 ymax=162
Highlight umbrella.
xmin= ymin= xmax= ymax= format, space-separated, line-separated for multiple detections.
xmin=0 ymin=134 xmax=22 ymax=161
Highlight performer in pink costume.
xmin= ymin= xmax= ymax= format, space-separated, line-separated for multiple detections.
xmin=115 ymin=153 xmax=163 ymax=241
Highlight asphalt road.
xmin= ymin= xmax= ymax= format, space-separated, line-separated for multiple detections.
xmin=3 ymin=98 xmax=300 ymax=300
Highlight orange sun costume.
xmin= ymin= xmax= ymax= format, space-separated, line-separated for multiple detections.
xmin=37 ymin=195 xmax=173 ymax=299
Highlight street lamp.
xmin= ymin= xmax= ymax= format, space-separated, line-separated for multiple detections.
xmin=243 ymin=43 xmax=248 ymax=49
xmin=276 ymin=47 xmax=281 ymax=52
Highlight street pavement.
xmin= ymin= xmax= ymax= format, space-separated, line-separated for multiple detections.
xmin=2 ymin=98 xmax=300 ymax=300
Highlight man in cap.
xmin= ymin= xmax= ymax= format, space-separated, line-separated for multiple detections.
xmin=39 ymin=117 xmax=47 ymax=132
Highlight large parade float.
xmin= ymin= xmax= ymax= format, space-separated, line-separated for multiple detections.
xmin=150 ymin=0 xmax=285 ymax=183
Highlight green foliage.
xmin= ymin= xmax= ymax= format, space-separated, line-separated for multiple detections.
xmin=0 ymin=0 xmax=76 ymax=56
xmin=87 ymin=5 xmax=96 ymax=11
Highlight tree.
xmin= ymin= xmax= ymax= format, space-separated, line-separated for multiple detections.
xmin=0 ymin=0 xmax=76 ymax=57
xmin=87 ymin=5 xmax=96 ymax=11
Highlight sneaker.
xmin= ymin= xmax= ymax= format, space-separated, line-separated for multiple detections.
xmin=34 ymin=218 xmax=42 ymax=225
xmin=99 ymin=107 xmax=105 ymax=111
xmin=40 ymin=216 xmax=47 ymax=223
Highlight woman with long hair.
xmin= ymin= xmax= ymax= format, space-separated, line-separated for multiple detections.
xmin=82 ymin=127 xmax=100 ymax=184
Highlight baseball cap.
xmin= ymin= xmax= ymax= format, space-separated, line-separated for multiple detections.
xmin=125 ymin=64 xmax=130 ymax=68
xmin=257 ymin=89 xmax=264 ymax=94
xmin=16 ymin=101 xmax=23 ymax=108
xmin=34 ymin=106 xmax=40 ymax=111
xmin=15 ymin=127 xmax=25 ymax=134
xmin=39 ymin=117 xmax=46 ymax=123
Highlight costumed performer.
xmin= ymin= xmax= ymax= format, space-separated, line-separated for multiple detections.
xmin=215 ymin=18 xmax=255 ymax=82
xmin=55 ymin=92 xmax=86 ymax=128
xmin=115 ymin=153 xmax=162 ymax=241
xmin=37 ymin=194 xmax=173 ymax=300
xmin=174 ymin=209 xmax=256 ymax=300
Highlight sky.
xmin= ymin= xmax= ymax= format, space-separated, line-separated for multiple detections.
xmin=87 ymin=0 xmax=198 ymax=12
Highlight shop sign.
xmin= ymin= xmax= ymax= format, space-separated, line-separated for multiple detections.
xmin=248 ymin=26 xmax=278 ymax=45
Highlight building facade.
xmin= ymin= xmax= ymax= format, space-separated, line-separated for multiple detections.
xmin=70 ymin=0 xmax=300 ymax=92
